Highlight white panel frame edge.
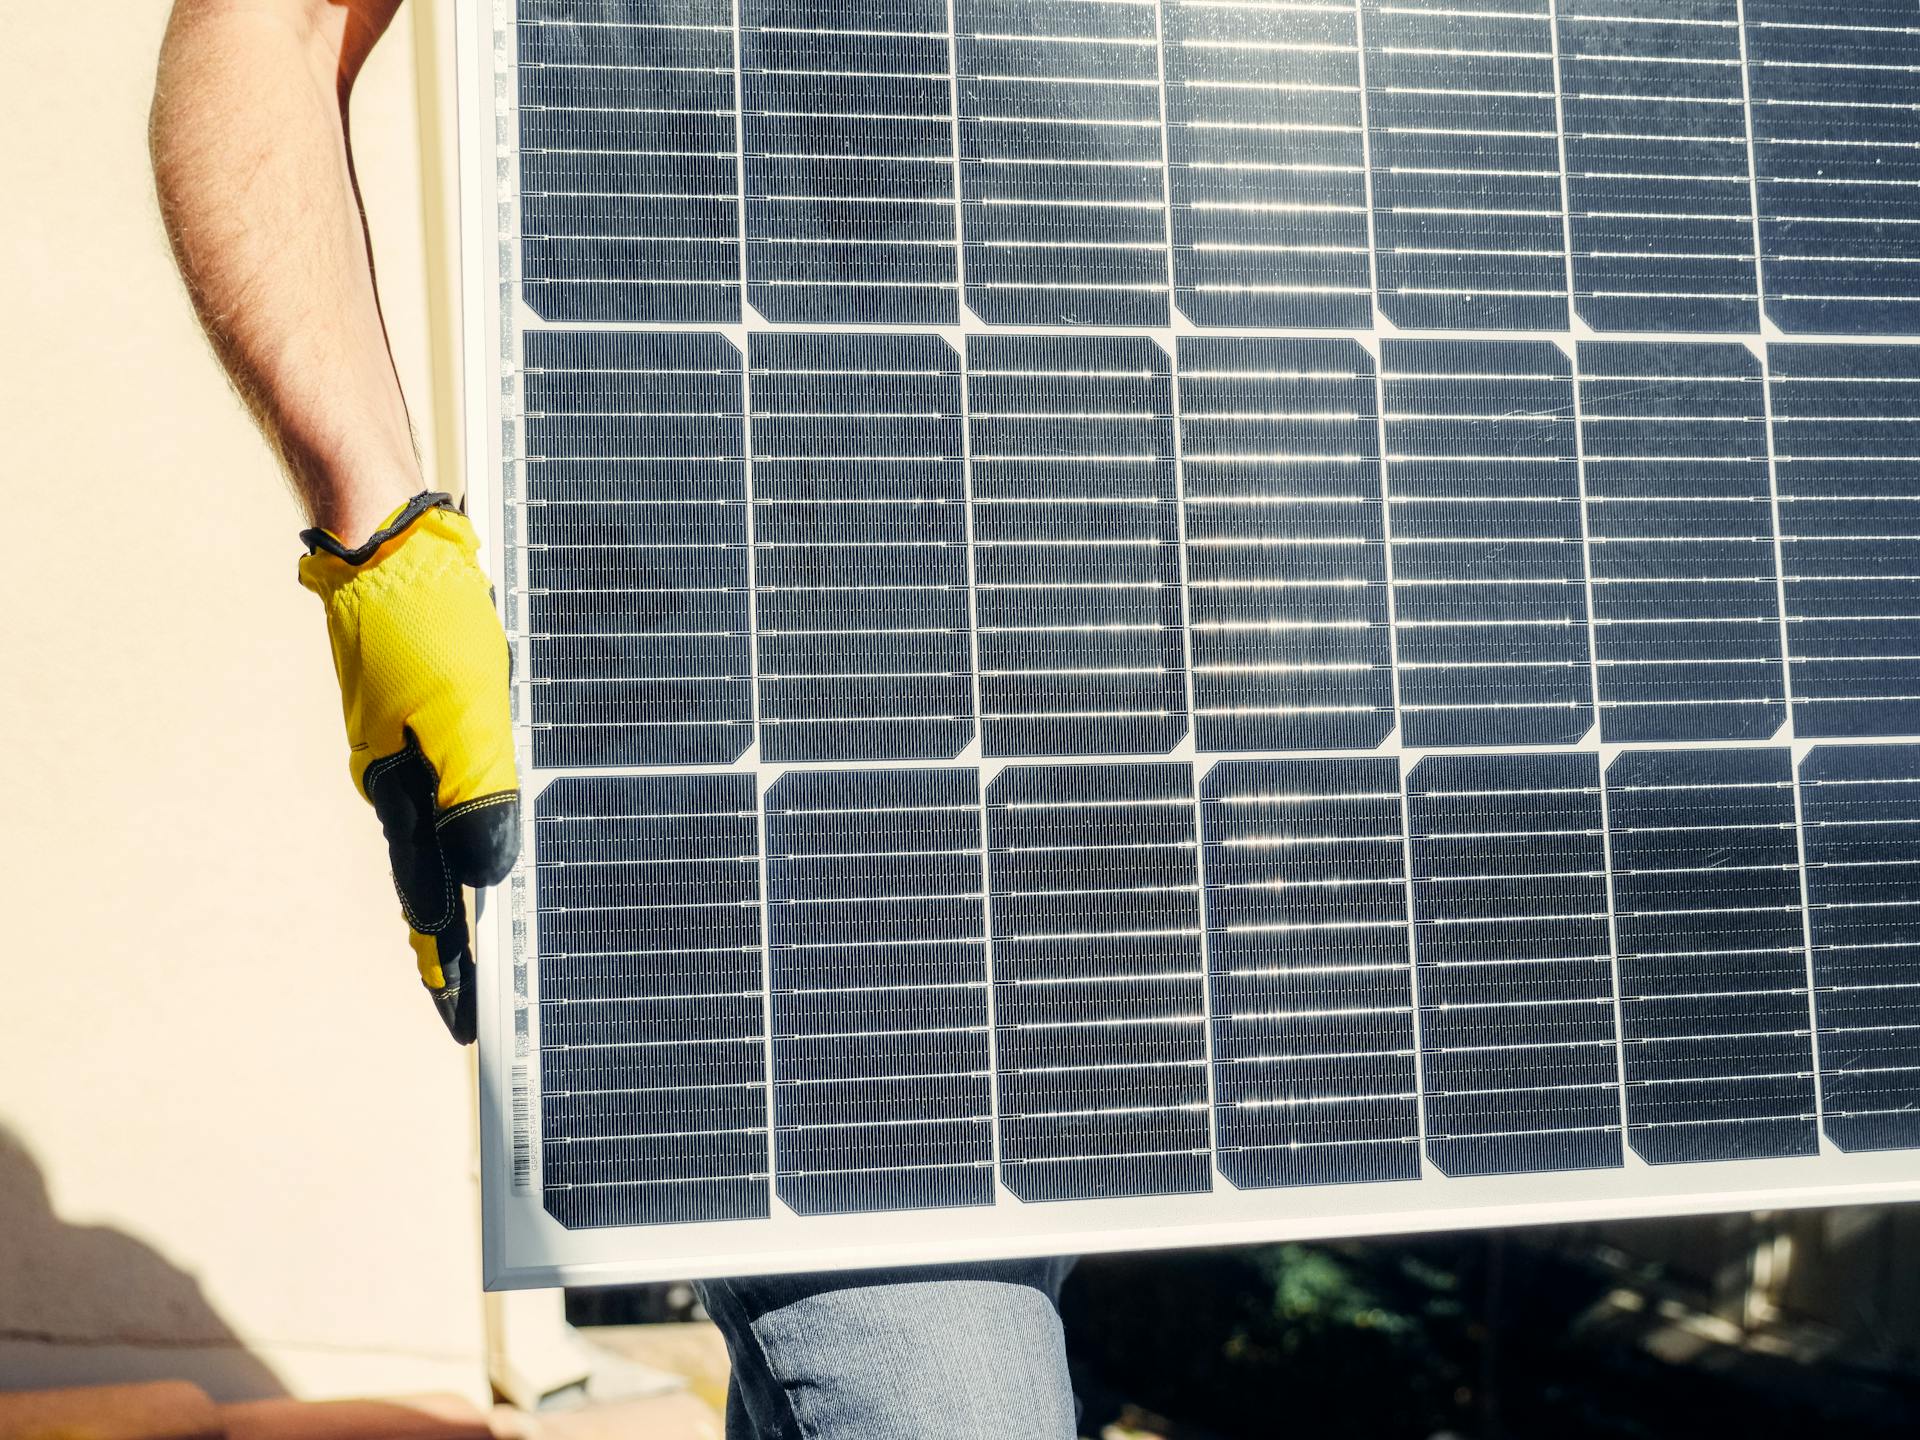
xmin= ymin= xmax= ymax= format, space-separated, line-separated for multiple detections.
xmin=455 ymin=0 xmax=1920 ymax=1290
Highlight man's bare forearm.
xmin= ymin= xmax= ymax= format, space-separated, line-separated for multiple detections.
xmin=152 ymin=0 xmax=419 ymax=546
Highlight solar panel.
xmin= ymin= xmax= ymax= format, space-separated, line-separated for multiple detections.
xmin=1178 ymin=337 xmax=1393 ymax=752
xmin=1380 ymin=339 xmax=1593 ymax=747
xmin=1576 ymin=341 xmax=1785 ymax=742
xmin=987 ymin=761 xmax=1213 ymax=1201
xmin=955 ymin=0 xmax=1171 ymax=325
xmin=1162 ymin=0 xmax=1372 ymax=328
xmin=1799 ymin=744 xmax=1920 ymax=1153
xmin=742 ymin=0 xmax=960 ymax=323
xmin=1199 ymin=756 xmax=1421 ymax=1188
xmin=516 ymin=1 xmax=743 ymax=322
xmin=1605 ymin=746 xmax=1819 ymax=1165
xmin=1360 ymin=0 xmax=1569 ymax=332
xmin=763 ymin=765 xmax=996 ymax=1212
xmin=462 ymin=0 xmax=1920 ymax=1288
xmin=532 ymin=772 xmax=770 ymax=1228
xmin=1747 ymin=2 xmax=1920 ymax=334
xmin=1556 ymin=0 xmax=1759 ymax=334
xmin=1770 ymin=343 xmax=1920 ymax=737
xmin=1405 ymin=751 xmax=1623 ymax=1178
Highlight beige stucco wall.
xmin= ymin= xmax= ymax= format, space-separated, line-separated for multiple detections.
xmin=0 ymin=4 xmax=490 ymax=1402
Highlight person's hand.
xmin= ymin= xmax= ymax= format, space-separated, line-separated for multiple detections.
xmin=298 ymin=492 xmax=519 ymax=1043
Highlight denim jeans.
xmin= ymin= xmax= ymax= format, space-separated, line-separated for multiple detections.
xmin=693 ymin=1258 xmax=1079 ymax=1439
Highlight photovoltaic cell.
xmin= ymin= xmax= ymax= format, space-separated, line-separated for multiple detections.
xmin=1199 ymin=757 xmax=1420 ymax=1189
xmin=1161 ymin=0 xmax=1372 ymax=329
xmin=1360 ymin=0 xmax=1568 ymax=331
xmin=986 ymin=762 xmax=1212 ymax=1202
xmin=1797 ymin=745 xmax=1920 ymax=1154
xmin=740 ymin=0 xmax=960 ymax=323
xmin=516 ymin=0 xmax=742 ymax=323
xmin=763 ymin=768 xmax=995 ymax=1213
xmin=1406 ymin=752 xmax=1623 ymax=1177
xmin=747 ymin=332 xmax=974 ymax=762
xmin=522 ymin=330 xmax=753 ymax=767
xmin=1555 ymin=0 xmax=1758 ymax=334
xmin=1177 ymin=337 xmax=1392 ymax=753
xmin=954 ymin=0 xmax=1170 ymax=325
xmin=1576 ymin=341 xmax=1786 ymax=742
xmin=967 ymin=334 xmax=1189 ymax=757
xmin=1606 ymin=747 xmax=1818 ymax=1165
xmin=1747 ymin=2 xmax=1920 ymax=335
xmin=534 ymin=773 xmax=770 ymax=1228
xmin=1769 ymin=344 xmax=1920 ymax=739
xmin=1379 ymin=340 xmax=1593 ymax=748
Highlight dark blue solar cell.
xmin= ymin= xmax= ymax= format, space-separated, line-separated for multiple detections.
xmin=954 ymin=0 xmax=1170 ymax=325
xmin=1199 ymin=758 xmax=1420 ymax=1189
xmin=1798 ymin=745 xmax=1920 ymax=1154
xmin=521 ymin=330 xmax=753 ymax=767
xmin=1360 ymin=0 xmax=1568 ymax=330
xmin=741 ymin=0 xmax=959 ymax=323
xmin=747 ymin=333 xmax=974 ymax=762
xmin=986 ymin=763 xmax=1212 ymax=1202
xmin=1162 ymin=0 xmax=1371 ymax=328
xmin=967 ymin=335 xmax=1189 ymax=757
xmin=764 ymin=767 xmax=995 ymax=1213
xmin=516 ymin=1 xmax=742 ymax=322
xmin=534 ymin=773 xmax=769 ymax=1228
xmin=1407 ymin=753 xmax=1624 ymax=1177
xmin=1378 ymin=340 xmax=1594 ymax=747
xmin=1576 ymin=342 xmax=1786 ymax=742
xmin=1177 ymin=338 xmax=1393 ymax=752
xmin=1556 ymin=1 xmax=1758 ymax=333
xmin=1747 ymin=3 xmax=1920 ymax=334
xmin=1769 ymin=345 xmax=1920 ymax=738
xmin=1606 ymin=748 xmax=1819 ymax=1165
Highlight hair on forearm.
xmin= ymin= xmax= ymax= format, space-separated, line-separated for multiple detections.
xmin=150 ymin=0 xmax=422 ymax=545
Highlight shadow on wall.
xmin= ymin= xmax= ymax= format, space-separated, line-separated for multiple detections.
xmin=0 ymin=1125 xmax=285 ymax=1398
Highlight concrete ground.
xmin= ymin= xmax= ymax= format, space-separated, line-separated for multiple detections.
xmin=490 ymin=1325 xmax=726 ymax=1440
xmin=503 ymin=1324 xmax=1151 ymax=1440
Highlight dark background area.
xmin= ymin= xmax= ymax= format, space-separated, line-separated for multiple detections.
xmin=569 ymin=1208 xmax=1920 ymax=1439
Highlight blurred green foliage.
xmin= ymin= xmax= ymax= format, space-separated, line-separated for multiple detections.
xmin=1064 ymin=1238 xmax=1489 ymax=1437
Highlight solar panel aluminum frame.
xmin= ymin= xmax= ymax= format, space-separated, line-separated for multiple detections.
xmin=456 ymin=0 xmax=1920 ymax=1291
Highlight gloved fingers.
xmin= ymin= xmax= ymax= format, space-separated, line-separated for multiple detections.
xmin=368 ymin=738 xmax=481 ymax=1045
xmin=365 ymin=739 xmax=460 ymax=935
xmin=408 ymin=920 xmax=477 ymax=1046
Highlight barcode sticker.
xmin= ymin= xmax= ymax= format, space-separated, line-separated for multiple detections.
xmin=508 ymin=869 xmax=536 ymax=1194
xmin=511 ymin=1062 xmax=533 ymax=1193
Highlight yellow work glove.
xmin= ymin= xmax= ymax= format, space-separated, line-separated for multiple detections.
xmin=298 ymin=491 xmax=519 ymax=1044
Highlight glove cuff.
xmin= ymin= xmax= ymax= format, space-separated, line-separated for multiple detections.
xmin=300 ymin=490 xmax=456 ymax=566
